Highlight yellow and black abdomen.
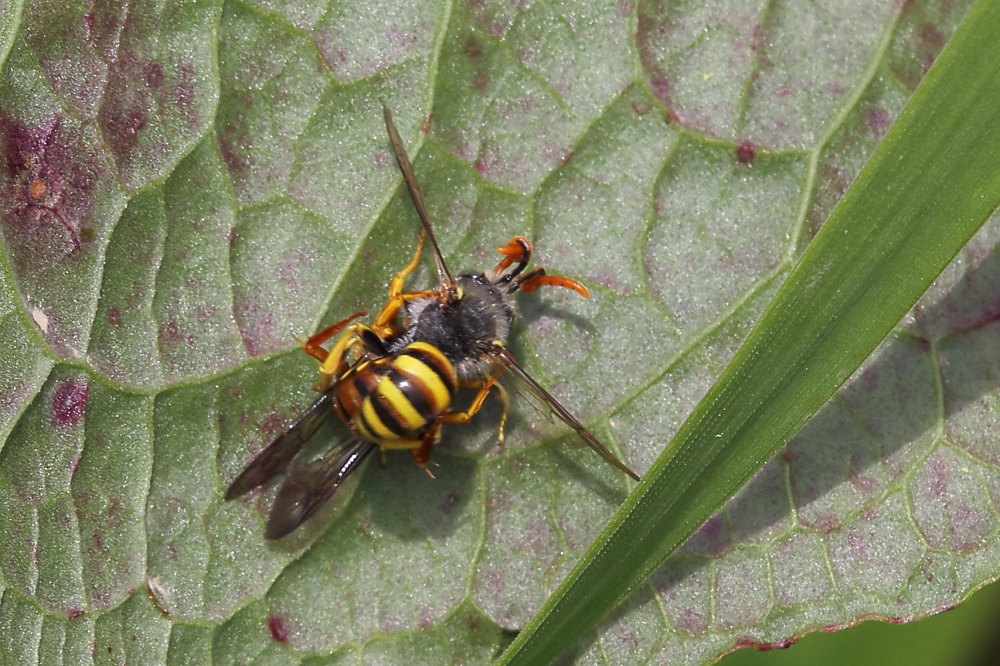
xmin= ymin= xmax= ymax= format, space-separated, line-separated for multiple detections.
xmin=333 ymin=341 xmax=458 ymax=447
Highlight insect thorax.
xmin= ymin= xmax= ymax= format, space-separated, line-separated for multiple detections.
xmin=393 ymin=273 xmax=515 ymax=381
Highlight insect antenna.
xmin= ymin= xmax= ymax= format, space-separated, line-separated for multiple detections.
xmin=381 ymin=101 xmax=457 ymax=295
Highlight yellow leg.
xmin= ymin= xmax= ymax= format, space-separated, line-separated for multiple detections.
xmin=440 ymin=376 xmax=504 ymax=436
xmin=372 ymin=229 xmax=425 ymax=334
xmin=372 ymin=289 xmax=441 ymax=333
xmin=453 ymin=378 xmax=509 ymax=444
xmin=370 ymin=229 xmax=445 ymax=335
xmin=389 ymin=228 xmax=426 ymax=299
xmin=491 ymin=382 xmax=510 ymax=446
xmin=314 ymin=323 xmax=380 ymax=391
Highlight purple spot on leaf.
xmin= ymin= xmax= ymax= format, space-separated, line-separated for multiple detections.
xmin=235 ymin=296 xmax=276 ymax=357
xmin=919 ymin=22 xmax=945 ymax=50
xmin=740 ymin=636 xmax=797 ymax=651
xmin=810 ymin=512 xmax=840 ymax=535
xmin=866 ymin=107 xmax=890 ymax=138
xmin=89 ymin=531 xmax=105 ymax=555
xmin=851 ymin=474 xmax=877 ymax=494
xmin=930 ymin=456 xmax=949 ymax=496
xmin=82 ymin=3 xmax=127 ymax=61
xmin=0 ymin=113 xmax=94 ymax=253
xmin=481 ymin=569 xmax=504 ymax=598
xmin=648 ymin=74 xmax=672 ymax=104
xmin=847 ymin=527 xmax=870 ymax=559
xmin=101 ymin=107 xmax=146 ymax=163
xmin=463 ymin=35 xmax=482 ymax=60
xmin=51 ymin=379 xmax=88 ymax=428
xmin=470 ymin=65 xmax=491 ymax=92
xmin=261 ymin=412 xmax=286 ymax=438
xmin=175 ymin=61 xmax=199 ymax=125
xmin=750 ymin=23 xmax=762 ymax=51
xmin=107 ymin=497 xmax=121 ymax=520
xmin=144 ymin=61 xmax=164 ymax=88
xmin=218 ymin=128 xmax=251 ymax=179
xmin=676 ymin=607 xmax=707 ymax=634
xmin=0 ymin=380 xmax=29 ymax=419
xmin=735 ymin=140 xmax=756 ymax=165
xmin=267 ymin=614 xmax=289 ymax=643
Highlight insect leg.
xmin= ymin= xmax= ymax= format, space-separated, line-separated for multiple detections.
xmin=301 ymin=311 xmax=368 ymax=362
xmin=492 ymin=382 xmax=510 ymax=445
xmin=372 ymin=288 xmax=441 ymax=333
xmin=455 ymin=377 xmax=509 ymax=444
xmin=369 ymin=229 xmax=443 ymax=336
xmin=388 ymin=227 xmax=425 ymax=298
xmin=314 ymin=323 xmax=381 ymax=391
xmin=408 ymin=421 xmax=441 ymax=470
xmin=440 ymin=375 xmax=501 ymax=430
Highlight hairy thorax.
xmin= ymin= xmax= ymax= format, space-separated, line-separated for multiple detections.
xmin=390 ymin=273 xmax=515 ymax=381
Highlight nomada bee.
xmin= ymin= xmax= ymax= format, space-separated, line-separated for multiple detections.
xmin=227 ymin=103 xmax=640 ymax=538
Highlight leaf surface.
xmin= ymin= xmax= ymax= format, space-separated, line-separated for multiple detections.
xmin=0 ymin=1 xmax=996 ymax=664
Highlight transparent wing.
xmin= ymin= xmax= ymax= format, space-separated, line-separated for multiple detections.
xmin=225 ymin=392 xmax=334 ymax=500
xmin=266 ymin=437 xmax=376 ymax=539
xmin=381 ymin=101 xmax=456 ymax=291
xmin=492 ymin=346 xmax=641 ymax=482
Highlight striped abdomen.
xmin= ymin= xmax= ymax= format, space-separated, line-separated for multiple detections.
xmin=333 ymin=341 xmax=458 ymax=446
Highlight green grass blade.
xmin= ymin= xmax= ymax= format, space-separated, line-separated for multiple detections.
xmin=497 ymin=0 xmax=1000 ymax=663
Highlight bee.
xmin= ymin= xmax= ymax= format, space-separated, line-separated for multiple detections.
xmin=226 ymin=103 xmax=640 ymax=538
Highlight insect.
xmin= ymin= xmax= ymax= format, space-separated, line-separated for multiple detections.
xmin=226 ymin=103 xmax=640 ymax=538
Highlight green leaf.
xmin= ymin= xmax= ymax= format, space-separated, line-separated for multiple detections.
xmin=0 ymin=1 xmax=997 ymax=665
xmin=500 ymin=0 xmax=1000 ymax=662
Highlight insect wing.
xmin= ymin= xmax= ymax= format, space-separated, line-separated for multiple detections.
xmin=381 ymin=101 xmax=455 ymax=291
xmin=493 ymin=347 xmax=641 ymax=482
xmin=265 ymin=437 xmax=377 ymax=539
xmin=225 ymin=392 xmax=334 ymax=500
